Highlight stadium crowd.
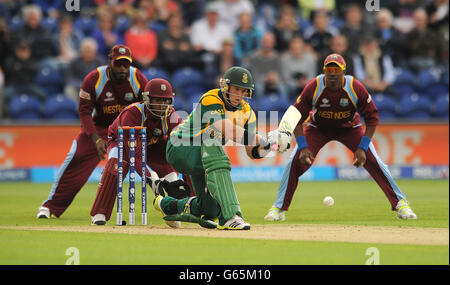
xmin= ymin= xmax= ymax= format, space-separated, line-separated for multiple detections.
xmin=0 ymin=0 xmax=448 ymax=121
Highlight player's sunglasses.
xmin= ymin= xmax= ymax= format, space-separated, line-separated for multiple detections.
xmin=114 ymin=60 xmax=131 ymax=68
xmin=323 ymin=66 xmax=344 ymax=74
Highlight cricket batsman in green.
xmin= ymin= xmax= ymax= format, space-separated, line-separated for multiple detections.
xmin=153 ymin=66 xmax=286 ymax=230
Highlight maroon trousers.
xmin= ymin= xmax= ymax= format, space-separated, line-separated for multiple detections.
xmin=41 ymin=127 xmax=107 ymax=217
xmin=275 ymin=125 xmax=406 ymax=211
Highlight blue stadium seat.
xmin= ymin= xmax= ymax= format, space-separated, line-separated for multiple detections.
xmin=399 ymin=94 xmax=432 ymax=118
xmin=297 ymin=17 xmax=312 ymax=34
xmin=373 ymin=94 xmax=397 ymax=113
xmin=424 ymin=83 xmax=449 ymax=100
xmin=394 ymin=68 xmax=416 ymax=85
xmin=378 ymin=111 xmax=397 ymax=121
xmin=255 ymin=94 xmax=290 ymax=121
xmin=442 ymin=71 xmax=449 ymax=86
xmin=45 ymin=95 xmax=78 ymax=120
xmin=149 ymin=22 xmax=166 ymax=33
xmin=406 ymin=111 xmax=432 ymax=119
xmin=8 ymin=16 xmax=24 ymax=31
xmin=41 ymin=17 xmax=59 ymax=33
xmin=393 ymin=83 xmax=416 ymax=97
xmin=172 ymin=68 xmax=204 ymax=91
xmin=181 ymin=85 xmax=204 ymax=99
xmin=187 ymin=92 xmax=204 ymax=112
xmin=35 ymin=66 xmax=64 ymax=96
xmin=330 ymin=17 xmax=345 ymax=29
xmin=74 ymin=16 xmax=97 ymax=36
xmin=144 ymin=68 xmax=170 ymax=81
xmin=9 ymin=95 xmax=43 ymax=120
xmin=417 ymin=69 xmax=439 ymax=93
xmin=173 ymin=96 xmax=186 ymax=112
xmin=433 ymin=94 xmax=449 ymax=118
xmin=115 ymin=16 xmax=131 ymax=35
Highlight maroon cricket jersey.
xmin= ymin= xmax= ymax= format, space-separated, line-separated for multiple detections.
xmin=78 ymin=65 xmax=148 ymax=137
xmin=108 ymin=102 xmax=182 ymax=155
xmin=294 ymin=75 xmax=379 ymax=129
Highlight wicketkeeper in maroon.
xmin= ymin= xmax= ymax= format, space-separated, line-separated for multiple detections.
xmin=37 ymin=45 xmax=147 ymax=219
xmin=90 ymin=78 xmax=187 ymax=225
xmin=264 ymin=53 xmax=418 ymax=222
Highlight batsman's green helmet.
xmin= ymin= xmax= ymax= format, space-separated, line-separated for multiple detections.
xmin=220 ymin=66 xmax=254 ymax=97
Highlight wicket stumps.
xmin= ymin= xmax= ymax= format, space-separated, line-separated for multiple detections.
xmin=117 ymin=126 xmax=147 ymax=226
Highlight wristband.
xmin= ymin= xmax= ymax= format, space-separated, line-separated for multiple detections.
xmin=251 ymin=145 xmax=263 ymax=159
xmin=358 ymin=136 xmax=371 ymax=151
xmin=296 ymin=136 xmax=308 ymax=150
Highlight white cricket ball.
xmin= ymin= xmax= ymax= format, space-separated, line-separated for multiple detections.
xmin=323 ymin=196 xmax=334 ymax=207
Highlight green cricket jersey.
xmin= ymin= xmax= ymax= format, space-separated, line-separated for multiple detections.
xmin=170 ymin=89 xmax=257 ymax=145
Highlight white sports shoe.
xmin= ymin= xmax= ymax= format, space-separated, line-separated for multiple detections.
xmin=217 ymin=215 xmax=251 ymax=230
xmin=396 ymin=199 xmax=418 ymax=220
xmin=36 ymin=206 xmax=50 ymax=219
xmin=153 ymin=195 xmax=181 ymax=228
xmin=91 ymin=214 xmax=106 ymax=225
xmin=264 ymin=206 xmax=286 ymax=221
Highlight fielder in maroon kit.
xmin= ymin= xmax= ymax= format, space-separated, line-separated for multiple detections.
xmin=37 ymin=45 xmax=148 ymax=219
xmin=264 ymin=53 xmax=417 ymax=222
xmin=90 ymin=78 xmax=189 ymax=225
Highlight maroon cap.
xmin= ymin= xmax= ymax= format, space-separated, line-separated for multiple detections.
xmin=324 ymin=53 xmax=346 ymax=70
xmin=143 ymin=78 xmax=174 ymax=98
xmin=109 ymin=44 xmax=132 ymax=62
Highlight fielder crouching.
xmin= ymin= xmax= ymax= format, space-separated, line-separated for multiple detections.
xmin=90 ymin=78 xmax=189 ymax=225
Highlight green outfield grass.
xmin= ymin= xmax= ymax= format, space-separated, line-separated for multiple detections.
xmin=0 ymin=180 xmax=448 ymax=265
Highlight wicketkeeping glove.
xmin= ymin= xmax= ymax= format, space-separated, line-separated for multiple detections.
xmin=160 ymin=179 xmax=191 ymax=199
xmin=149 ymin=179 xmax=165 ymax=197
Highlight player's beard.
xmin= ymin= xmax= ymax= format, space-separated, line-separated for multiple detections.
xmin=111 ymin=68 xmax=129 ymax=82
xmin=325 ymin=74 xmax=342 ymax=90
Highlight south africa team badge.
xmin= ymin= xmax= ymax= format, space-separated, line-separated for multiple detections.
xmin=242 ymin=73 xmax=248 ymax=83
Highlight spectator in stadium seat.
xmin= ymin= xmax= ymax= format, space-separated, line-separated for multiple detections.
xmin=339 ymin=4 xmax=373 ymax=57
xmin=388 ymin=0 xmax=421 ymax=34
xmin=205 ymin=37 xmax=241 ymax=90
xmin=94 ymin=0 xmax=136 ymax=18
xmin=2 ymin=40 xmax=45 ymax=105
xmin=216 ymin=0 xmax=255 ymax=31
xmin=11 ymin=4 xmax=58 ymax=60
xmin=64 ymin=38 xmax=106 ymax=103
xmin=246 ymin=31 xmax=288 ymax=99
xmin=157 ymin=11 xmax=200 ymax=74
xmin=124 ymin=10 xmax=158 ymax=69
xmin=319 ymin=34 xmax=354 ymax=76
xmin=353 ymin=36 xmax=397 ymax=97
xmin=190 ymin=1 xmax=233 ymax=54
xmin=91 ymin=6 xmax=123 ymax=58
xmin=177 ymin=0 xmax=204 ymax=28
xmin=33 ymin=0 xmax=64 ymax=17
xmin=273 ymin=4 xmax=302 ymax=53
xmin=426 ymin=0 xmax=449 ymax=65
xmin=52 ymin=14 xmax=84 ymax=65
xmin=374 ymin=8 xmax=406 ymax=67
xmin=297 ymin=0 xmax=335 ymax=21
xmin=0 ymin=18 xmax=10 ymax=68
xmin=404 ymin=8 xmax=441 ymax=72
xmin=152 ymin=0 xmax=180 ymax=25
xmin=233 ymin=11 xmax=262 ymax=61
xmin=280 ymin=37 xmax=316 ymax=99
xmin=303 ymin=10 xmax=339 ymax=59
